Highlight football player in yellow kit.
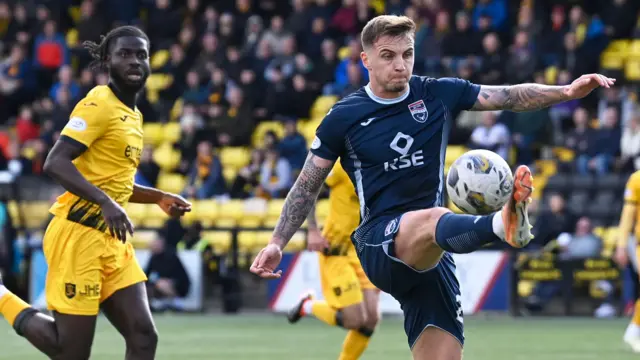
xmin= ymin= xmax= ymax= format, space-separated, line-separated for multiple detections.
xmin=0 ymin=26 xmax=190 ymax=359
xmin=615 ymin=170 xmax=640 ymax=352
xmin=287 ymin=161 xmax=380 ymax=360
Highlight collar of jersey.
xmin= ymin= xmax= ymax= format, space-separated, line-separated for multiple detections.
xmin=364 ymin=83 xmax=410 ymax=105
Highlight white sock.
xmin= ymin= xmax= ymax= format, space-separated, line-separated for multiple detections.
xmin=492 ymin=211 xmax=505 ymax=240
xmin=0 ymin=284 xmax=9 ymax=300
xmin=626 ymin=323 xmax=640 ymax=338
xmin=302 ymin=300 xmax=313 ymax=315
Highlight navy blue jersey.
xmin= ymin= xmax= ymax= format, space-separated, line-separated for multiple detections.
xmin=311 ymin=75 xmax=480 ymax=228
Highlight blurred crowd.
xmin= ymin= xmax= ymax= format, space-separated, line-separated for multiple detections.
xmin=0 ymin=0 xmax=638 ymax=220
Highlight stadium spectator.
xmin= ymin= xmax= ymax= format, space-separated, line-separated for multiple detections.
xmin=576 ymin=107 xmax=621 ymax=175
xmin=443 ymin=11 xmax=483 ymax=62
xmin=620 ymin=115 xmax=640 ymax=172
xmin=49 ymin=65 xmax=80 ymax=103
xmin=0 ymin=45 xmax=36 ymax=119
xmin=469 ymin=111 xmax=510 ymax=161
xmin=33 ymin=20 xmax=69 ymax=92
xmin=278 ymin=120 xmax=308 ymax=174
xmin=597 ymin=87 xmax=635 ymax=128
xmin=473 ymin=0 xmax=507 ymax=32
xmin=506 ymin=30 xmax=536 ymax=84
xmin=531 ymin=193 xmax=576 ymax=248
xmin=15 ymin=107 xmax=40 ymax=146
xmin=257 ymin=147 xmax=292 ymax=199
xmin=331 ymin=37 xmax=368 ymax=95
xmin=477 ymin=32 xmax=505 ymax=85
xmin=136 ymin=147 xmax=161 ymax=188
xmin=145 ymin=237 xmax=191 ymax=313
xmin=230 ymin=149 xmax=263 ymax=199
xmin=183 ymin=141 xmax=228 ymax=200
xmin=73 ymin=0 xmax=107 ymax=70
xmin=211 ymin=86 xmax=254 ymax=146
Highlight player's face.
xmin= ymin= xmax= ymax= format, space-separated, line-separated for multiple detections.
xmin=363 ymin=34 xmax=414 ymax=94
xmin=108 ymin=36 xmax=150 ymax=91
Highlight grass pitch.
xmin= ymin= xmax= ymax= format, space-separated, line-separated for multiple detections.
xmin=0 ymin=314 xmax=638 ymax=359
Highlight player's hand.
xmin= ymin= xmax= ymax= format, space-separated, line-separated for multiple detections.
xmin=157 ymin=193 xmax=192 ymax=218
xmin=250 ymin=243 xmax=283 ymax=279
xmin=307 ymin=228 xmax=329 ymax=252
xmin=100 ymin=199 xmax=134 ymax=243
xmin=614 ymin=246 xmax=629 ymax=268
xmin=564 ymin=74 xmax=616 ymax=100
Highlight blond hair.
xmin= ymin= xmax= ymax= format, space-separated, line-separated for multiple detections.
xmin=361 ymin=15 xmax=416 ymax=49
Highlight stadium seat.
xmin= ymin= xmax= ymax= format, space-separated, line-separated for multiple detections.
xmin=143 ymin=123 xmax=164 ymax=147
xmin=22 ymin=201 xmax=51 ymax=229
xmin=141 ymin=204 xmax=167 ymax=228
xmin=217 ymin=200 xmax=245 ymax=228
xmin=66 ymin=28 xmax=79 ymax=47
xmin=202 ymin=230 xmax=232 ymax=254
xmin=126 ymin=202 xmax=148 ymax=225
xmin=162 ymin=122 xmax=181 ymax=144
xmin=240 ymin=198 xmax=267 ymax=227
xmin=194 ymin=200 xmax=219 ymax=227
xmin=145 ymin=74 xmax=173 ymax=103
xmin=130 ymin=230 xmax=158 ymax=249
xmin=7 ymin=201 xmax=19 ymax=223
xmin=628 ymin=40 xmax=640 ymax=59
xmin=445 ymin=146 xmax=467 ymax=167
xmin=544 ymin=174 xmax=570 ymax=194
xmin=265 ymin=199 xmax=285 ymax=227
xmin=223 ymin=167 xmax=238 ymax=185
xmin=152 ymin=142 xmax=181 ymax=171
xmin=156 ymin=172 xmax=186 ymax=195
xmin=552 ymin=147 xmax=575 ymax=162
xmin=238 ymin=231 xmax=258 ymax=253
xmin=567 ymin=191 xmax=589 ymax=215
xmin=571 ymin=174 xmax=595 ymax=193
xmin=287 ymin=231 xmax=306 ymax=252
xmin=625 ymin=59 xmax=640 ymax=81
xmin=255 ymin=231 xmax=272 ymax=249
xmin=251 ymin=121 xmax=285 ymax=148
xmin=338 ymin=46 xmax=350 ymax=60
xmin=219 ymin=147 xmax=251 ymax=171
xmin=310 ymin=96 xmax=338 ymax=119
xmin=150 ymin=50 xmax=170 ymax=70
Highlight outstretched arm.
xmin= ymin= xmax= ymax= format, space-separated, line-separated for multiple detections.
xmin=271 ymin=153 xmax=334 ymax=249
xmin=470 ymin=74 xmax=616 ymax=112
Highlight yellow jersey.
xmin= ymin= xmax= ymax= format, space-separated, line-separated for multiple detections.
xmin=49 ymin=85 xmax=144 ymax=233
xmin=322 ymin=161 xmax=360 ymax=253
xmin=624 ymin=170 xmax=640 ymax=238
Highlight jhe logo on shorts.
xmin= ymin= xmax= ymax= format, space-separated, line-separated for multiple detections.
xmin=80 ymin=284 xmax=101 ymax=298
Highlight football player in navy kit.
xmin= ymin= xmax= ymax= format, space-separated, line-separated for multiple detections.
xmin=251 ymin=15 xmax=615 ymax=360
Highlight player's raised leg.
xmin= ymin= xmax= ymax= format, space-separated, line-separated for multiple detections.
xmin=101 ymin=283 xmax=158 ymax=360
xmin=393 ymin=165 xmax=534 ymax=271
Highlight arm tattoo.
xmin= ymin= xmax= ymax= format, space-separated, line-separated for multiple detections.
xmin=471 ymin=84 xmax=569 ymax=112
xmin=272 ymin=153 xmax=332 ymax=248
xmin=306 ymin=202 xmax=319 ymax=231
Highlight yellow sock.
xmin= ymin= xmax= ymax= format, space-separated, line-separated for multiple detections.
xmin=338 ymin=329 xmax=371 ymax=360
xmin=632 ymin=300 xmax=640 ymax=326
xmin=0 ymin=291 xmax=31 ymax=327
xmin=309 ymin=300 xmax=338 ymax=326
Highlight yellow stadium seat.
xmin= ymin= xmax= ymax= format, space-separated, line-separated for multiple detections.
xmin=625 ymin=59 xmax=640 ymax=81
xmin=126 ymin=203 xmax=148 ymax=225
xmin=223 ymin=167 xmax=238 ymax=185
xmin=603 ymin=227 xmax=619 ymax=250
xmin=145 ymin=74 xmax=172 ymax=91
xmin=628 ymin=40 xmax=640 ymax=59
xmin=552 ymin=147 xmax=575 ymax=162
xmin=338 ymin=46 xmax=350 ymax=60
xmin=607 ymin=39 xmax=630 ymax=54
xmin=194 ymin=200 xmax=219 ymax=227
xmin=152 ymin=142 xmax=181 ymax=171
xmin=371 ymin=0 xmax=385 ymax=14
xmin=518 ymin=280 xmax=535 ymax=297
xmin=170 ymin=98 xmax=183 ymax=122
xmin=22 ymin=201 xmax=51 ymax=229
xmin=238 ymin=231 xmax=258 ymax=253
xmin=445 ymin=146 xmax=467 ymax=168
xmin=156 ymin=172 xmax=186 ymax=195
xmin=544 ymin=66 xmax=558 ymax=85
xmin=217 ymin=200 xmax=245 ymax=227
xmin=601 ymin=52 xmax=625 ymax=71
xmin=286 ymin=231 xmax=306 ymax=252
xmin=181 ymin=199 xmax=198 ymax=226
xmin=66 ymin=28 xmax=79 ymax=47
xmin=162 ymin=122 xmax=181 ymax=144
xmin=252 ymin=121 xmax=285 ymax=148
xmin=151 ymin=50 xmax=170 ymax=70
xmin=241 ymin=198 xmax=267 ymax=226
xmin=130 ymin=230 xmax=158 ymax=249
xmin=143 ymin=123 xmax=164 ymax=147
xmin=311 ymin=96 xmax=338 ymax=119
xmin=141 ymin=204 xmax=167 ymax=228
xmin=219 ymin=147 xmax=251 ymax=171
xmin=7 ymin=201 xmax=19 ymax=222
xmin=202 ymin=230 xmax=232 ymax=253
xmin=266 ymin=199 xmax=285 ymax=226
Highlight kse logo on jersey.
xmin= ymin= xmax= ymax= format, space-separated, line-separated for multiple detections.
xmin=384 ymin=132 xmax=424 ymax=172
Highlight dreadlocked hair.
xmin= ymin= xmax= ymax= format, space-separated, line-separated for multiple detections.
xmin=83 ymin=26 xmax=149 ymax=70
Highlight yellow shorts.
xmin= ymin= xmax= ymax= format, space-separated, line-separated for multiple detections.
xmin=43 ymin=216 xmax=147 ymax=315
xmin=319 ymin=247 xmax=376 ymax=309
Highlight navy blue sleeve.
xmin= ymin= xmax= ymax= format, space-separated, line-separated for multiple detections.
xmin=430 ymin=77 xmax=481 ymax=112
xmin=310 ymin=108 xmax=345 ymax=161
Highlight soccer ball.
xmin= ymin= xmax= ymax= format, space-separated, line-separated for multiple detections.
xmin=446 ymin=149 xmax=513 ymax=215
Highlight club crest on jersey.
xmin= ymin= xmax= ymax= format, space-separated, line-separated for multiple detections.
xmin=408 ymin=100 xmax=428 ymax=123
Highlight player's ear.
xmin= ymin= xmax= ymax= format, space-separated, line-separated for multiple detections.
xmin=361 ymin=51 xmax=371 ymax=70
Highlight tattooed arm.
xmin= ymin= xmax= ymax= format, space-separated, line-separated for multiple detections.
xmin=270 ymin=153 xmax=334 ymax=249
xmin=471 ymin=74 xmax=616 ymax=112
xmin=471 ymin=84 xmax=570 ymax=112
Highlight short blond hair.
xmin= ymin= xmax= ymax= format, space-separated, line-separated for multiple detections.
xmin=361 ymin=15 xmax=416 ymax=49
